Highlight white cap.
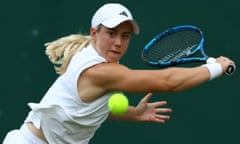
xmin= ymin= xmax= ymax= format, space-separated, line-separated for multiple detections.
xmin=91 ymin=3 xmax=140 ymax=34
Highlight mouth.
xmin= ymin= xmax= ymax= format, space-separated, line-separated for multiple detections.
xmin=110 ymin=50 xmax=121 ymax=55
xmin=108 ymin=50 xmax=122 ymax=62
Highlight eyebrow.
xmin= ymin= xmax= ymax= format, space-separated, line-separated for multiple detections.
xmin=106 ymin=27 xmax=116 ymax=31
xmin=106 ymin=27 xmax=132 ymax=34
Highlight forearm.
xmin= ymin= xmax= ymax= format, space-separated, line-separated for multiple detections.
xmin=168 ymin=63 xmax=225 ymax=91
xmin=167 ymin=66 xmax=210 ymax=91
xmin=117 ymin=66 xmax=212 ymax=94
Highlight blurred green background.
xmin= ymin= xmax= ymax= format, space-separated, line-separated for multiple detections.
xmin=0 ymin=0 xmax=239 ymax=143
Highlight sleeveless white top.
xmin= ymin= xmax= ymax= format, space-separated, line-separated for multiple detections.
xmin=25 ymin=44 xmax=111 ymax=144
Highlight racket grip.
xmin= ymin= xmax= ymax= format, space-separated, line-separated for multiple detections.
xmin=207 ymin=57 xmax=235 ymax=75
xmin=226 ymin=65 xmax=235 ymax=75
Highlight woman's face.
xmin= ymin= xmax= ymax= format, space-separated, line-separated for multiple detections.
xmin=91 ymin=21 xmax=133 ymax=62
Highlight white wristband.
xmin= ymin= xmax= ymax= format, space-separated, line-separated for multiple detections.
xmin=202 ymin=63 xmax=223 ymax=80
xmin=206 ymin=57 xmax=216 ymax=64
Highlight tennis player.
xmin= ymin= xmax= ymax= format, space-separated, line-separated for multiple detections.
xmin=2 ymin=3 xmax=235 ymax=144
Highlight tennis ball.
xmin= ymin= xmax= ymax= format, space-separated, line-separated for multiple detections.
xmin=108 ymin=93 xmax=129 ymax=115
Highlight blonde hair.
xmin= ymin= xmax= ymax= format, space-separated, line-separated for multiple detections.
xmin=45 ymin=34 xmax=91 ymax=75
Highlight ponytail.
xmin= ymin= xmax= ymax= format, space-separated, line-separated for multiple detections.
xmin=45 ymin=34 xmax=91 ymax=75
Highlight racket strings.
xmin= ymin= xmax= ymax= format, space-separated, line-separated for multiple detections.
xmin=146 ymin=30 xmax=201 ymax=62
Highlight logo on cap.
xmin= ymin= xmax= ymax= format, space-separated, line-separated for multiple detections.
xmin=119 ymin=11 xmax=128 ymax=17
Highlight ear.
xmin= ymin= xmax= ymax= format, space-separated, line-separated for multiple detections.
xmin=90 ymin=27 xmax=98 ymax=46
xmin=90 ymin=27 xmax=97 ymax=39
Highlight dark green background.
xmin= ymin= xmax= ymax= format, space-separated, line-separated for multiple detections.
xmin=0 ymin=0 xmax=239 ymax=143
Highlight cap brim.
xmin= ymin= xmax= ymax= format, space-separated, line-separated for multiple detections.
xmin=101 ymin=16 xmax=140 ymax=35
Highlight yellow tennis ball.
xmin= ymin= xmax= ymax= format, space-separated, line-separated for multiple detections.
xmin=108 ymin=93 xmax=129 ymax=115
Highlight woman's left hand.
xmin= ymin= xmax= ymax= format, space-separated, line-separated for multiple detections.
xmin=135 ymin=93 xmax=172 ymax=124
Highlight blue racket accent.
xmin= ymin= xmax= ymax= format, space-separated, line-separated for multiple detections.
xmin=142 ymin=25 xmax=209 ymax=67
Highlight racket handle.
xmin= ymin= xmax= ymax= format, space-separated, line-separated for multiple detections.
xmin=206 ymin=57 xmax=235 ymax=75
xmin=226 ymin=65 xmax=235 ymax=75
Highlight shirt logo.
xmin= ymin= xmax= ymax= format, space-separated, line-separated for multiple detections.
xmin=119 ymin=11 xmax=128 ymax=17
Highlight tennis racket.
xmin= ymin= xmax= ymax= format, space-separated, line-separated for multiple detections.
xmin=141 ymin=25 xmax=235 ymax=75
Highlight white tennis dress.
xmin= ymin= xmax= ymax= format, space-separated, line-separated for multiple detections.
xmin=3 ymin=44 xmax=112 ymax=144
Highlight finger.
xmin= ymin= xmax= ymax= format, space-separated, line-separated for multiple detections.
xmin=151 ymin=101 xmax=168 ymax=107
xmin=151 ymin=115 xmax=171 ymax=123
xmin=155 ymin=114 xmax=171 ymax=120
xmin=155 ymin=108 xmax=172 ymax=113
xmin=140 ymin=92 xmax=153 ymax=103
xmin=152 ymin=119 xmax=166 ymax=124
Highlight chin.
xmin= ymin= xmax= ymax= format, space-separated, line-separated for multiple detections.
xmin=108 ymin=58 xmax=119 ymax=63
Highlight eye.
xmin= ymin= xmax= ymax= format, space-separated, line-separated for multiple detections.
xmin=121 ymin=33 xmax=131 ymax=40
xmin=107 ymin=31 xmax=116 ymax=38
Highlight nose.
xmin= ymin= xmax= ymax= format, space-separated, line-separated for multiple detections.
xmin=114 ymin=36 xmax=122 ymax=47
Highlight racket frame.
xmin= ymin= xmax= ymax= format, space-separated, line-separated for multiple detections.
xmin=142 ymin=25 xmax=209 ymax=67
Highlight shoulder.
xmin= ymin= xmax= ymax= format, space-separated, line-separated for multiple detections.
xmin=77 ymin=62 xmax=131 ymax=101
xmin=80 ymin=62 xmax=131 ymax=90
xmin=86 ymin=62 xmax=130 ymax=79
